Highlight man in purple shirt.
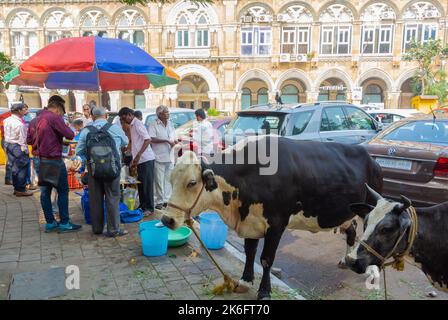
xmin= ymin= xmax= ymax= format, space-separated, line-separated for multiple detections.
xmin=35 ymin=95 xmax=81 ymax=233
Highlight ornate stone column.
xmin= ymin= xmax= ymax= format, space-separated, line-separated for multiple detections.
xmin=5 ymin=86 xmax=18 ymax=107
xmin=108 ymin=91 xmax=122 ymax=112
xmin=73 ymin=90 xmax=86 ymax=113
xmin=39 ymin=88 xmax=51 ymax=108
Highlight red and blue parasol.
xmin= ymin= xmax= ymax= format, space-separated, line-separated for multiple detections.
xmin=3 ymin=36 xmax=179 ymax=90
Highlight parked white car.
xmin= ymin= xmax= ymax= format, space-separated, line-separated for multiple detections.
xmin=368 ymin=109 xmax=425 ymax=126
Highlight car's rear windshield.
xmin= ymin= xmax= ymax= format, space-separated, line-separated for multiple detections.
xmin=383 ymin=120 xmax=448 ymax=146
xmin=228 ymin=113 xmax=285 ymax=135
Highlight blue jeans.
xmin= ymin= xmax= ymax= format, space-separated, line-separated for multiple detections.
xmin=39 ymin=159 xmax=69 ymax=225
xmin=5 ymin=143 xmax=29 ymax=192
xmin=1 ymin=139 xmax=12 ymax=183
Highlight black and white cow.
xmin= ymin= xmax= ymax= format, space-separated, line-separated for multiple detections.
xmin=345 ymin=185 xmax=448 ymax=292
xmin=160 ymin=136 xmax=383 ymax=299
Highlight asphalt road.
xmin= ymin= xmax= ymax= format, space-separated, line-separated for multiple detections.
xmin=227 ymin=220 xmax=448 ymax=300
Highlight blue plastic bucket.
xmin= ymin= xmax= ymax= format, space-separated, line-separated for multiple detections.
xmin=139 ymin=220 xmax=168 ymax=257
xmin=199 ymin=212 xmax=228 ymax=250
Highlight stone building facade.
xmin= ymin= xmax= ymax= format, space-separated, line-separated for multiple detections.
xmin=1 ymin=0 xmax=448 ymax=113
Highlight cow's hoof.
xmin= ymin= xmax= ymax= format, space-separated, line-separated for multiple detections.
xmin=338 ymin=259 xmax=348 ymax=269
xmin=234 ymin=279 xmax=252 ymax=294
xmin=257 ymin=291 xmax=271 ymax=300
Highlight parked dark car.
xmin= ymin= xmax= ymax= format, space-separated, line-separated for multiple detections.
xmin=364 ymin=114 xmax=448 ymax=207
xmin=223 ymin=102 xmax=381 ymax=147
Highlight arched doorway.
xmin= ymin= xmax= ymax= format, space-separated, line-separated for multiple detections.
xmin=318 ymin=78 xmax=347 ymax=101
xmin=240 ymin=78 xmax=270 ymax=109
xmin=360 ymin=78 xmax=388 ymax=106
xmin=177 ymin=75 xmax=210 ymax=109
xmin=18 ymin=88 xmax=41 ymax=108
xmin=399 ymin=78 xmax=415 ymax=108
xmin=279 ymin=79 xmax=307 ymax=103
xmin=363 ymin=84 xmax=383 ymax=104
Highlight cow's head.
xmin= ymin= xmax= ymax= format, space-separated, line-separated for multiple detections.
xmin=160 ymin=151 xmax=218 ymax=230
xmin=345 ymin=184 xmax=413 ymax=274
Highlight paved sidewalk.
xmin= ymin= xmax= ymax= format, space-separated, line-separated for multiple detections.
xmin=0 ymin=170 xmax=297 ymax=300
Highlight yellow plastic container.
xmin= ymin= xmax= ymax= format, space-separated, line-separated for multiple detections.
xmin=0 ymin=132 xmax=5 ymax=165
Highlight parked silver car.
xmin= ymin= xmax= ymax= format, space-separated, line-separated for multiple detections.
xmin=224 ymin=102 xmax=382 ymax=147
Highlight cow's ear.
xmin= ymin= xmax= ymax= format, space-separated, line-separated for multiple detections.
xmin=349 ymin=203 xmax=374 ymax=218
xmin=202 ymin=169 xmax=217 ymax=192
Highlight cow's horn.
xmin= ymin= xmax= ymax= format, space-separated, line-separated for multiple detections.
xmin=365 ymin=183 xmax=382 ymax=202
xmin=399 ymin=195 xmax=412 ymax=211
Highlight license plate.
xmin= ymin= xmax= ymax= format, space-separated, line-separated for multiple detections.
xmin=375 ymin=157 xmax=412 ymax=171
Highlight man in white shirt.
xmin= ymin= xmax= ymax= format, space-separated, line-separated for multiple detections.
xmin=148 ymin=106 xmax=180 ymax=210
xmin=119 ymin=107 xmax=155 ymax=216
xmin=4 ymin=103 xmax=32 ymax=197
xmin=192 ymin=109 xmax=214 ymax=156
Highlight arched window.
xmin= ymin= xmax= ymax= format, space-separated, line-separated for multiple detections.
xmin=257 ymin=87 xmax=269 ymax=105
xmin=403 ymin=2 xmax=441 ymax=52
xmin=241 ymin=88 xmax=251 ymax=110
xmin=281 ymin=85 xmax=299 ymax=103
xmin=240 ymin=5 xmax=273 ymax=56
xmin=175 ymin=5 xmax=211 ymax=49
xmin=319 ymin=4 xmax=353 ymax=55
xmin=360 ymin=3 xmax=396 ymax=55
xmin=9 ymin=11 xmax=39 ymax=59
xmin=363 ymin=84 xmax=383 ymax=103
xmin=44 ymin=10 xmax=73 ymax=44
xmin=116 ymin=10 xmax=146 ymax=49
xmin=279 ymin=5 xmax=312 ymax=56
xmin=80 ymin=10 xmax=109 ymax=38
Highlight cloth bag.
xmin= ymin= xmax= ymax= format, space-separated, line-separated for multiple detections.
xmin=38 ymin=160 xmax=61 ymax=187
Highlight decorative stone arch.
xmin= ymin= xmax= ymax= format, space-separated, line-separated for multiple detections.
xmin=40 ymin=7 xmax=74 ymax=27
xmin=77 ymin=6 xmax=111 ymax=27
xmin=274 ymin=69 xmax=313 ymax=93
xmin=359 ymin=0 xmax=399 ymax=21
xmin=357 ymin=68 xmax=393 ymax=92
xmin=317 ymin=1 xmax=359 ymax=21
xmin=166 ymin=1 xmax=219 ymax=26
xmin=236 ymin=69 xmax=275 ymax=93
xmin=238 ymin=2 xmax=274 ymax=21
xmin=165 ymin=64 xmax=219 ymax=99
xmin=400 ymin=0 xmax=445 ymax=20
xmin=6 ymin=8 xmax=40 ymax=28
xmin=314 ymin=68 xmax=354 ymax=93
xmin=395 ymin=68 xmax=419 ymax=92
xmin=276 ymin=1 xmax=318 ymax=21
xmin=112 ymin=6 xmax=148 ymax=26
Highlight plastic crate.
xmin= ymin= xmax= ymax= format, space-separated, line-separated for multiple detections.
xmin=68 ymin=171 xmax=83 ymax=189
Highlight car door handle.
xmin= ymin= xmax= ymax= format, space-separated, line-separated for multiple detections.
xmin=360 ymin=136 xmax=367 ymax=141
xmin=326 ymin=138 xmax=334 ymax=141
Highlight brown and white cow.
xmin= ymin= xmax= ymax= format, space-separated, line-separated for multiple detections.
xmin=160 ymin=136 xmax=383 ymax=299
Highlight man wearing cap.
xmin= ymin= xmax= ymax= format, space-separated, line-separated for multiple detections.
xmin=4 ymin=103 xmax=31 ymax=196
xmin=36 ymin=95 xmax=81 ymax=233
xmin=76 ymin=106 xmax=129 ymax=237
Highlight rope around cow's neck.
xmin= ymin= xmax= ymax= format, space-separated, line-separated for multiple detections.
xmin=186 ymin=218 xmax=237 ymax=295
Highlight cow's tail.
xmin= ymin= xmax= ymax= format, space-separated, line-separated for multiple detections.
xmin=366 ymin=157 xmax=383 ymax=207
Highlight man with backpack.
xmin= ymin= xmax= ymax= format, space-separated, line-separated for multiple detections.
xmin=76 ymin=106 xmax=129 ymax=237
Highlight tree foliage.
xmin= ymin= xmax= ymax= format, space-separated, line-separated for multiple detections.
xmin=403 ymin=39 xmax=448 ymax=102
xmin=0 ymin=52 xmax=14 ymax=82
